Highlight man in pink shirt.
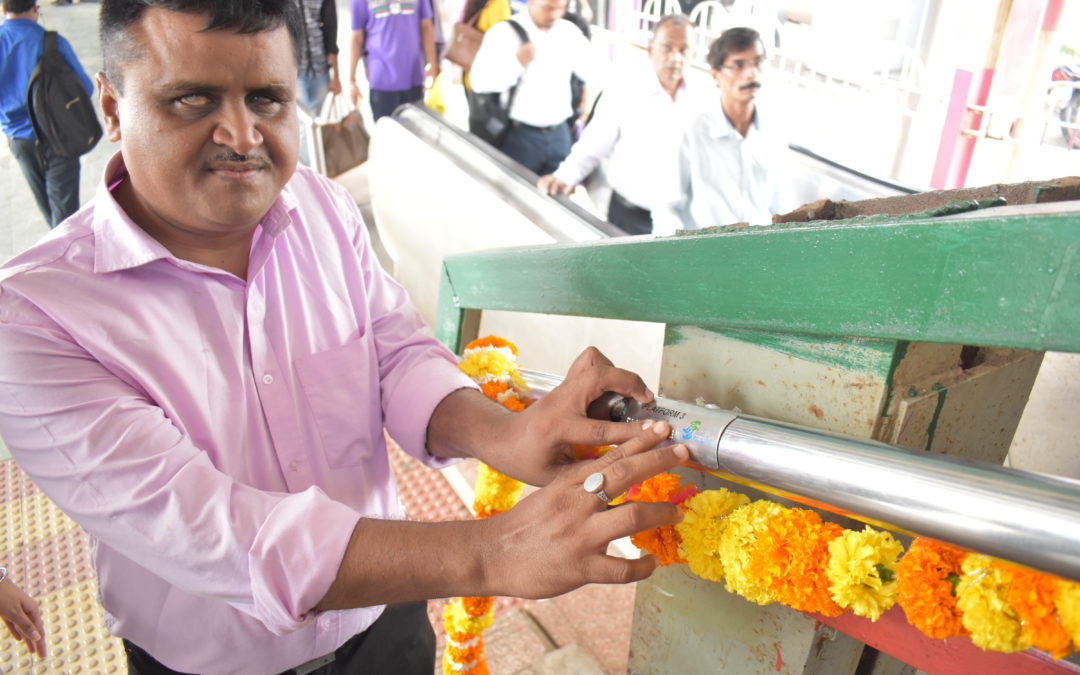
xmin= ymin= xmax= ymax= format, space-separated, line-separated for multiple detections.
xmin=0 ymin=1 xmax=687 ymax=673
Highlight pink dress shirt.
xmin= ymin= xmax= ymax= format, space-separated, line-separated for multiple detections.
xmin=0 ymin=153 xmax=477 ymax=674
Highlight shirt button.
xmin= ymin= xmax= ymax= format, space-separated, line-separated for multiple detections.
xmin=262 ymin=374 xmax=274 ymax=385
xmin=289 ymin=460 xmax=299 ymax=471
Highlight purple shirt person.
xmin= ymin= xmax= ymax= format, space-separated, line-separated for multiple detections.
xmin=349 ymin=0 xmax=440 ymax=120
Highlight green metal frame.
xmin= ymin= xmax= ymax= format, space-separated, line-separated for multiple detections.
xmin=436 ymin=210 xmax=1080 ymax=354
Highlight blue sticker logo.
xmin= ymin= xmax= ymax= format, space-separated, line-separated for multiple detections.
xmin=680 ymin=420 xmax=702 ymax=441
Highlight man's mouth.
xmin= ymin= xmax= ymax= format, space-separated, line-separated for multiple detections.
xmin=208 ymin=154 xmax=268 ymax=179
xmin=740 ymin=82 xmax=762 ymax=92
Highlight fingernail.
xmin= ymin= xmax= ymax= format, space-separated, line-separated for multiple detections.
xmin=641 ymin=420 xmax=653 ymax=431
xmin=673 ymin=444 xmax=689 ymax=459
xmin=31 ymin=631 xmax=40 ymax=641
xmin=652 ymin=421 xmax=668 ymax=435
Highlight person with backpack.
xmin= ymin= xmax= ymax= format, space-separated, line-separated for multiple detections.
xmin=469 ymin=0 xmax=595 ymax=175
xmin=0 ymin=0 xmax=95 ymax=228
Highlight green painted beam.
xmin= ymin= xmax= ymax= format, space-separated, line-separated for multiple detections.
xmin=436 ymin=211 xmax=1080 ymax=353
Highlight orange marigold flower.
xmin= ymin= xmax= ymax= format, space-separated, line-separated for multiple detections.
xmin=464 ymin=335 xmax=519 ymax=355
xmin=461 ymin=596 xmax=494 ymax=616
xmin=758 ymin=508 xmax=844 ymax=616
xmin=1006 ymin=565 xmax=1072 ymax=659
xmin=896 ymin=538 xmax=968 ymax=640
xmin=631 ymin=525 xmax=686 ymax=566
xmin=501 ymin=394 xmax=526 ymax=411
xmin=571 ymin=444 xmax=613 ymax=460
xmin=625 ymin=473 xmax=698 ymax=565
xmin=480 ymin=380 xmax=510 ymax=400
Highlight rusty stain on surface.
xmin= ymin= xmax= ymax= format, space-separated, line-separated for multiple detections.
xmin=756 ymin=380 xmax=767 ymax=386
xmin=809 ymin=404 xmax=825 ymax=419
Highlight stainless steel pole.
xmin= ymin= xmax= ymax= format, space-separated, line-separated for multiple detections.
xmin=523 ymin=370 xmax=1080 ymax=581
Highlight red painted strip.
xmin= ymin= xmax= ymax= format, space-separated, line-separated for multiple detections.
xmin=810 ymin=605 xmax=1080 ymax=675
xmin=930 ymin=69 xmax=973 ymax=189
xmin=1043 ymin=0 xmax=1066 ymax=32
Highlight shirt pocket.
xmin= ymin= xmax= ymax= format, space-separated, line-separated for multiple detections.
xmin=294 ymin=336 xmax=380 ymax=468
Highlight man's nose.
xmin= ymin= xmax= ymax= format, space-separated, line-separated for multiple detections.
xmin=212 ymin=100 xmax=263 ymax=154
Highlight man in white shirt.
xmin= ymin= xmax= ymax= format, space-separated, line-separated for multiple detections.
xmin=654 ymin=27 xmax=793 ymax=234
xmin=537 ymin=15 xmax=697 ymax=235
xmin=469 ymin=0 xmax=594 ymax=174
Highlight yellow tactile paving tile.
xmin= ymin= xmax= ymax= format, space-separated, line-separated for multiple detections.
xmin=0 ymin=493 xmax=80 ymax=554
xmin=0 ymin=580 xmax=124 ymax=674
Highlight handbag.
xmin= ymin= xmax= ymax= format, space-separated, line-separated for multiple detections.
xmin=445 ymin=14 xmax=483 ymax=70
xmin=318 ymin=95 xmax=370 ymax=178
xmin=466 ymin=20 xmax=528 ymax=147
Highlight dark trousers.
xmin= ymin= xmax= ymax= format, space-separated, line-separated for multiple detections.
xmin=7 ymin=135 xmax=80 ymax=228
xmin=500 ymin=121 xmax=572 ymax=176
xmin=369 ymin=86 xmax=424 ymax=122
xmin=124 ymin=602 xmax=435 ymax=675
xmin=607 ymin=190 xmax=653 ymax=235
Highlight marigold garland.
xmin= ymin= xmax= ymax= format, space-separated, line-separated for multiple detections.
xmin=759 ymin=508 xmax=844 ymax=616
xmin=718 ymin=500 xmax=785 ymax=606
xmin=449 ymin=336 xmax=1080 ymax=664
xmin=442 ymin=337 xmax=531 ymax=675
xmin=675 ymin=489 xmax=750 ymax=582
xmin=624 ymin=473 xmax=698 ymax=566
xmin=896 ymin=538 xmax=968 ymax=639
xmin=1056 ymin=579 xmax=1080 ymax=646
xmin=956 ymin=554 xmax=1025 ymax=653
xmin=826 ymin=526 xmax=903 ymax=621
xmin=1007 ymin=564 xmax=1072 ymax=658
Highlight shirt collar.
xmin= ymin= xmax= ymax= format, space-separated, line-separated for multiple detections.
xmin=705 ymin=104 xmax=761 ymax=139
xmin=92 ymin=152 xmax=297 ymax=274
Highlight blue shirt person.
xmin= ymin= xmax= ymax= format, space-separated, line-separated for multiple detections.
xmin=1 ymin=0 xmax=95 ymax=228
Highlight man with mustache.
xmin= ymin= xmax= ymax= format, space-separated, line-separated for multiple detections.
xmin=654 ymin=26 xmax=793 ymax=233
xmin=0 ymin=1 xmax=686 ymax=673
xmin=536 ymin=14 xmax=699 ymax=236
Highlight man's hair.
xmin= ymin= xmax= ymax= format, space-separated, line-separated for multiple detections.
xmin=100 ymin=0 xmax=303 ymax=91
xmin=653 ymin=13 xmax=692 ymax=37
xmin=2 ymin=0 xmax=37 ymax=14
xmin=707 ymin=26 xmax=763 ymax=70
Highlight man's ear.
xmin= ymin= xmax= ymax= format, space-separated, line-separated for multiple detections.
xmin=97 ymin=72 xmax=122 ymax=143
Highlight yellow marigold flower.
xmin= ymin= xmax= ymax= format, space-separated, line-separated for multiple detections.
xmin=458 ymin=348 xmax=521 ymax=384
xmin=1006 ymin=565 xmax=1071 ymax=659
xmin=444 ymin=601 xmax=494 ymax=635
xmin=895 ymin=538 xmax=968 ymax=639
xmin=473 ymin=463 xmax=523 ymax=517
xmin=826 ymin=526 xmax=903 ymax=621
xmin=717 ymin=500 xmax=784 ymax=605
xmin=956 ymin=554 xmax=1024 ymax=652
xmin=1055 ymin=579 xmax=1080 ymax=648
xmin=676 ymin=489 xmax=750 ymax=582
xmin=761 ymin=508 xmax=844 ymax=616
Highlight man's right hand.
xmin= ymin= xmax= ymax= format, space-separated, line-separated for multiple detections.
xmin=517 ymin=42 xmax=535 ymax=67
xmin=537 ymin=174 xmax=572 ymax=196
xmin=349 ymin=82 xmax=363 ymax=107
xmin=478 ymin=423 xmax=689 ymax=599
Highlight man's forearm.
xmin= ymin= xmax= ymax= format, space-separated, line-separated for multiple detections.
xmin=425 ymin=387 xmax=516 ymax=466
xmin=316 ymin=517 xmax=494 ymax=610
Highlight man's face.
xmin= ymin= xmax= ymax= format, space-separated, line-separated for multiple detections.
xmin=711 ymin=43 xmax=766 ymax=105
xmin=648 ymin=23 xmax=691 ymax=92
xmin=528 ymin=0 xmax=567 ymax=29
xmin=100 ymin=9 xmax=299 ymax=241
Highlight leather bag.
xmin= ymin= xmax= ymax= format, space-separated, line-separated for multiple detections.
xmin=319 ymin=95 xmax=370 ymax=178
xmin=445 ymin=16 xmax=483 ymax=70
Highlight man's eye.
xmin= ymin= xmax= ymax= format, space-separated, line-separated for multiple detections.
xmin=176 ymin=94 xmax=211 ymax=106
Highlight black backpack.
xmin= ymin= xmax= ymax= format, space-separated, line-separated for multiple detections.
xmin=467 ymin=19 xmax=529 ymax=147
xmin=26 ymin=31 xmax=102 ymax=158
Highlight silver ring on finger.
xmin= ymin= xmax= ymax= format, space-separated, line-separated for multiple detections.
xmin=583 ymin=472 xmax=612 ymax=505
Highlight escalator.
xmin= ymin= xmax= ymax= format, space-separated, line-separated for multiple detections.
xmin=365 ymin=103 xmax=914 ymax=379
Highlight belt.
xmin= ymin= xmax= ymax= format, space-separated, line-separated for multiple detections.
xmin=512 ymin=120 xmax=568 ymax=132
